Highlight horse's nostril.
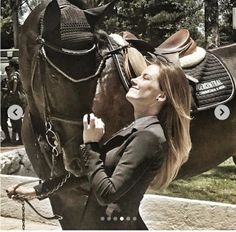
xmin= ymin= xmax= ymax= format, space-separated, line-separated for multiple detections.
xmin=67 ymin=159 xmax=83 ymax=176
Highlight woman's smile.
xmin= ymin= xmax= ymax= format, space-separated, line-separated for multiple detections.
xmin=126 ymin=65 xmax=161 ymax=104
xmin=130 ymin=85 xmax=139 ymax=90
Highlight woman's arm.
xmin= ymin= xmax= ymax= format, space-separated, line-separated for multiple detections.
xmin=12 ymin=77 xmax=18 ymax=93
xmin=7 ymin=174 xmax=90 ymax=201
xmin=34 ymin=175 xmax=89 ymax=200
xmin=85 ymin=130 xmax=164 ymax=205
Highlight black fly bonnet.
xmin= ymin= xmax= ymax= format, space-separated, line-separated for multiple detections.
xmin=42 ymin=0 xmax=95 ymax=51
xmin=39 ymin=0 xmax=97 ymax=78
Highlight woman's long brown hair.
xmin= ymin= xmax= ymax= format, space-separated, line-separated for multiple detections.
xmin=152 ymin=60 xmax=192 ymax=190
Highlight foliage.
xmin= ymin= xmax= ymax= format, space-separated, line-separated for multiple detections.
xmin=1 ymin=0 xmax=14 ymax=48
xmin=219 ymin=0 xmax=236 ymax=45
xmin=1 ymin=0 xmax=235 ymax=49
xmin=99 ymin=0 xmax=204 ymax=47
xmin=1 ymin=0 xmax=41 ymax=48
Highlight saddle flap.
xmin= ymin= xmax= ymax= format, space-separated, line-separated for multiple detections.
xmin=184 ymin=52 xmax=235 ymax=111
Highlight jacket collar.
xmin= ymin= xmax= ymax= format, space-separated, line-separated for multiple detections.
xmin=133 ymin=116 xmax=160 ymax=130
xmin=104 ymin=116 xmax=160 ymax=145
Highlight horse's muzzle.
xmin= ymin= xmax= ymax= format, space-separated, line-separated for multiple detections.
xmin=62 ymin=141 xmax=87 ymax=177
xmin=62 ymin=133 xmax=88 ymax=177
xmin=65 ymin=157 xmax=84 ymax=177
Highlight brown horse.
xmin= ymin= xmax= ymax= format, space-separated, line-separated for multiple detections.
xmin=19 ymin=0 xmax=236 ymax=229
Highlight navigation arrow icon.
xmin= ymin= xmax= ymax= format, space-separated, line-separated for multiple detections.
xmin=214 ymin=105 xmax=230 ymax=120
xmin=7 ymin=105 xmax=24 ymax=120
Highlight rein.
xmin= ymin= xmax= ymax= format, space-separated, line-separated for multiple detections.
xmin=8 ymin=178 xmax=67 ymax=230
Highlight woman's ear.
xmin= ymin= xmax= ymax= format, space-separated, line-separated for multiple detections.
xmin=156 ymin=93 xmax=166 ymax=102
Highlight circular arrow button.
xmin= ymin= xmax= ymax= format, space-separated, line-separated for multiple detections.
xmin=7 ymin=105 xmax=24 ymax=120
xmin=214 ymin=104 xmax=230 ymax=120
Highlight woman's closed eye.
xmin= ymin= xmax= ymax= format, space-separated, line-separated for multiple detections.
xmin=142 ymin=74 xmax=151 ymax=80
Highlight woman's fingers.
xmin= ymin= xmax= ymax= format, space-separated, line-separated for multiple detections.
xmin=83 ymin=113 xmax=104 ymax=131
xmin=6 ymin=184 xmax=18 ymax=197
xmin=83 ymin=114 xmax=105 ymax=143
xmin=97 ymin=118 xmax=104 ymax=128
xmin=89 ymin=113 xmax=95 ymax=128
xmin=83 ymin=114 xmax=88 ymax=129
xmin=83 ymin=113 xmax=100 ymax=129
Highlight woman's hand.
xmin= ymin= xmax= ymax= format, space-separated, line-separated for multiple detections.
xmin=6 ymin=185 xmax=37 ymax=201
xmin=83 ymin=113 xmax=105 ymax=143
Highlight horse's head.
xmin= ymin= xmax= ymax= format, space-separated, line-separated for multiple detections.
xmin=31 ymin=0 xmax=118 ymax=177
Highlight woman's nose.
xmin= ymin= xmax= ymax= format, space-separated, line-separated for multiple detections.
xmin=131 ymin=79 xmax=136 ymax=86
xmin=131 ymin=76 xmax=139 ymax=86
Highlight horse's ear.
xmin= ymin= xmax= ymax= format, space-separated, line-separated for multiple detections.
xmin=68 ymin=0 xmax=88 ymax=9
xmin=43 ymin=0 xmax=61 ymax=44
xmin=84 ymin=0 xmax=118 ymax=27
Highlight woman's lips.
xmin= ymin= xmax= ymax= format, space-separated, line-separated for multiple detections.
xmin=131 ymin=86 xmax=139 ymax=90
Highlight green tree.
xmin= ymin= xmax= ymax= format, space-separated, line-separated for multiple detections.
xmin=219 ymin=0 xmax=236 ymax=44
xmin=205 ymin=0 xmax=219 ymax=48
xmin=1 ymin=0 xmax=42 ymax=48
xmin=1 ymin=0 xmax=14 ymax=48
xmin=100 ymin=0 xmax=204 ymax=47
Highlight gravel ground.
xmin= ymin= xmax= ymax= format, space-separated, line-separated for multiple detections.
xmin=0 ymin=216 xmax=61 ymax=230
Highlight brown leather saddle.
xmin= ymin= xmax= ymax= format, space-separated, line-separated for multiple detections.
xmin=122 ymin=29 xmax=197 ymax=67
xmin=155 ymin=29 xmax=197 ymax=57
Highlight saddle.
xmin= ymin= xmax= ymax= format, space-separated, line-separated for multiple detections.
xmin=156 ymin=29 xmax=194 ymax=55
xmin=110 ymin=30 xmax=235 ymax=112
xmin=155 ymin=29 xmax=206 ymax=68
xmin=119 ymin=29 xmax=206 ymax=70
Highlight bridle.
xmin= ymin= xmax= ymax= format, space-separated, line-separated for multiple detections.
xmin=35 ymin=35 xmax=129 ymax=124
xmin=31 ymin=32 xmax=130 ymax=177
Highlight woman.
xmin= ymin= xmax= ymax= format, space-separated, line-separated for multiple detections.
xmin=5 ymin=59 xmax=26 ymax=145
xmin=7 ymin=60 xmax=192 ymax=230
xmin=1 ymin=66 xmax=11 ymax=145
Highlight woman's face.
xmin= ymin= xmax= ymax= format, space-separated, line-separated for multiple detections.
xmin=126 ymin=64 xmax=164 ymax=107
